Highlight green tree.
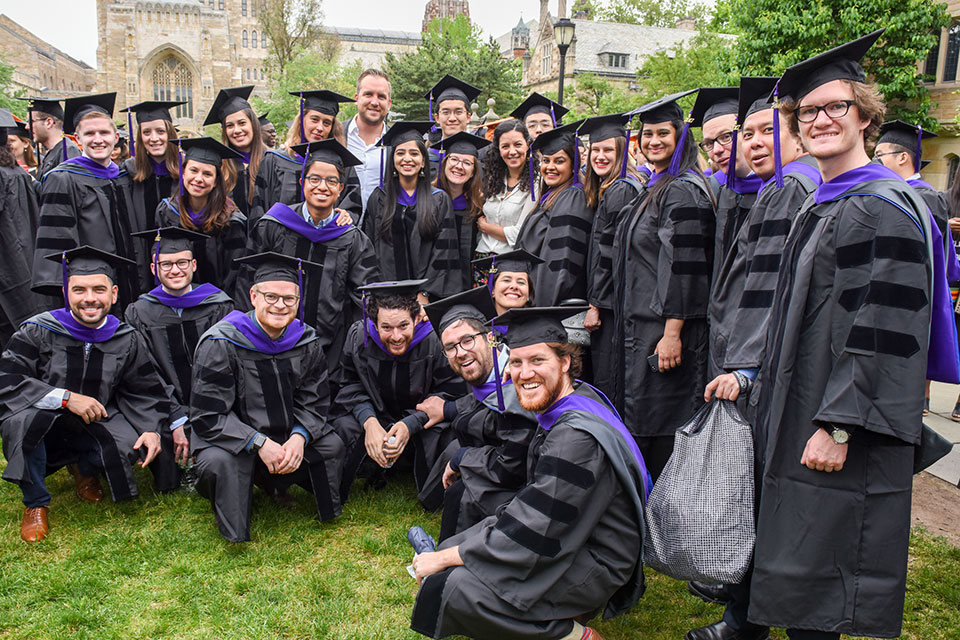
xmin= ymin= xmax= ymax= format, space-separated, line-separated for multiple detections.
xmin=571 ymin=0 xmax=598 ymax=19
xmin=251 ymin=50 xmax=363 ymax=135
xmin=0 ymin=56 xmax=26 ymax=117
xmin=634 ymin=29 xmax=739 ymax=102
xmin=383 ymin=15 xmax=522 ymax=121
xmin=561 ymin=73 xmax=643 ymax=120
xmin=596 ymin=0 xmax=710 ymax=28
xmin=726 ymin=0 xmax=949 ymax=127
xmin=258 ymin=0 xmax=328 ymax=74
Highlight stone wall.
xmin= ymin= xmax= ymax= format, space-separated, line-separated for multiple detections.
xmin=0 ymin=14 xmax=95 ymax=96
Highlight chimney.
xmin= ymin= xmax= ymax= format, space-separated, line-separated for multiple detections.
xmin=675 ymin=16 xmax=696 ymax=30
xmin=539 ymin=0 xmax=549 ymax=30
xmin=558 ymin=0 xmax=567 ymax=19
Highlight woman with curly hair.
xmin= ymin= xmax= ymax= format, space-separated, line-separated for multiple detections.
xmin=155 ymin=138 xmax=247 ymax=295
xmin=475 ymin=119 xmax=537 ymax=286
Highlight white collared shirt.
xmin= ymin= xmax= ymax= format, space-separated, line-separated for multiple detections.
xmin=346 ymin=115 xmax=388 ymax=211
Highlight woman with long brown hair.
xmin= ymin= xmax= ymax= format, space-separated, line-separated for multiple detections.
xmin=361 ymin=121 xmax=460 ymax=302
xmin=117 ymin=101 xmax=183 ymax=290
xmin=203 ymin=86 xmax=264 ymax=218
xmin=433 ymin=132 xmax=489 ymax=291
xmin=155 ymin=138 xmax=247 ymax=295
xmin=249 ymin=90 xmax=363 ymax=227
xmin=7 ymin=120 xmax=37 ymax=178
xmin=579 ymin=113 xmax=645 ymax=398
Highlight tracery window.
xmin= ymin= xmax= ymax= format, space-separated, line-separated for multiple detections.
xmin=153 ymin=56 xmax=194 ymax=119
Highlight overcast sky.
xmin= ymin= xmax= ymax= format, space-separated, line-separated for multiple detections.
xmin=0 ymin=0 xmax=545 ymax=69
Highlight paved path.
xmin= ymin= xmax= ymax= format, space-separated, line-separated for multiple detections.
xmin=925 ymin=382 xmax=960 ymax=485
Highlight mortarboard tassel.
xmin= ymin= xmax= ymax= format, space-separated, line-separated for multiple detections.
xmin=61 ymin=252 xmax=69 ymax=309
xmin=772 ymin=83 xmax=784 ymax=189
xmin=300 ymin=141 xmax=310 ymax=201
xmin=152 ymin=232 xmax=161 ymax=286
xmin=572 ymin=138 xmax=583 ymax=188
xmin=667 ymin=111 xmax=694 ymax=177
xmin=490 ymin=334 xmax=505 ymax=412
xmin=620 ymin=129 xmax=631 ymax=179
xmin=362 ymin=293 xmax=369 ymax=348
xmin=550 ymin=104 xmax=557 ymax=128
xmin=62 ymin=133 xmax=68 ymax=162
xmin=127 ymin=110 xmax=135 ymax=157
xmin=487 ymin=255 xmax=497 ymax=295
xmin=916 ymin=125 xmax=924 ymax=174
xmin=528 ymin=153 xmax=535 ymax=201
xmin=299 ymin=92 xmax=305 ymax=144
xmin=727 ymin=126 xmax=740 ymax=192
xmin=429 ymin=93 xmax=437 ymax=133
xmin=297 ymin=258 xmax=305 ymax=326
xmin=177 ymin=139 xmax=184 ymax=198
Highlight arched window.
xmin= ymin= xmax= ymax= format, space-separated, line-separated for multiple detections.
xmin=242 ymin=0 xmax=247 ymax=16
xmin=948 ymin=155 xmax=960 ymax=188
xmin=261 ymin=32 xmax=267 ymax=48
xmin=242 ymin=30 xmax=248 ymax=47
xmin=944 ymin=24 xmax=960 ymax=82
xmin=153 ymin=55 xmax=194 ymax=119
xmin=252 ymin=30 xmax=258 ymax=48
xmin=925 ymin=30 xmax=942 ymax=80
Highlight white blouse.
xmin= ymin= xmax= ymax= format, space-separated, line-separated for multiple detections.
xmin=476 ymin=180 xmax=538 ymax=254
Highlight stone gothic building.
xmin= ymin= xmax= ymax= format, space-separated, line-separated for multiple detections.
xmin=421 ymin=0 xmax=470 ymax=32
xmin=96 ymin=0 xmax=268 ymax=135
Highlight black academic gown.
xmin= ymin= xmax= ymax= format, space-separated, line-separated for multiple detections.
xmin=713 ymin=182 xmax=759 ymax=279
xmin=515 ymin=185 xmax=595 ymax=306
xmin=34 ymin=137 xmax=80 ymax=185
xmin=611 ymin=172 xmax=715 ymax=472
xmin=450 ymin=195 xmax=478 ymax=292
xmin=0 ymin=165 xmax=46 ymax=346
xmin=226 ymin=158 xmax=251 ymax=216
xmin=332 ymin=319 xmax=464 ymax=501
xmin=248 ymin=150 xmax=364 ymax=228
xmin=587 ymin=178 xmax=644 ymax=396
xmin=189 ymin=314 xmax=344 ymax=542
xmin=244 ymin=204 xmax=380 ymax=369
xmin=747 ymin=174 xmax=931 ymax=637
xmin=33 ymin=160 xmax=141 ymax=309
xmin=117 ymin=159 xmax=177 ymax=291
xmin=0 ymin=311 xmax=177 ymax=500
xmin=722 ymin=157 xmax=820 ymax=372
xmin=361 ymin=186 xmax=461 ymax=300
xmin=156 ymin=198 xmax=247 ymax=297
xmin=411 ymin=384 xmax=647 ymax=640
xmin=432 ymin=378 xmax=538 ymax=541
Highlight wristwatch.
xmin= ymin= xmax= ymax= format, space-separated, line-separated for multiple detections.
xmin=61 ymin=390 xmax=71 ymax=408
xmin=250 ymin=433 xmax=267 ymax=452
xmin=829 ymin=425 xmax=851 ymax=445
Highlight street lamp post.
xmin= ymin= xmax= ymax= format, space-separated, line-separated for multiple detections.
xmin=553 ymin=17 xmax=575 ymax=106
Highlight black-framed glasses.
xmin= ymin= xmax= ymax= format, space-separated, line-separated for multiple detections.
xmin=442 ymin=332 xmax=486 ymax=357
xmin=304 ymin=175 xmax=342 ymax=187
xmin=873 ymin=151 xmax=902 ymax=160
xmin=256 ymin=290 xmax=300 ymax=307
xmin=698 ymin=131 xmax=733 ymax=152
xmin=157 ymin=259 xmax=192 ymax=272
xmin=795 ymin=100 xmax=857 ymax=123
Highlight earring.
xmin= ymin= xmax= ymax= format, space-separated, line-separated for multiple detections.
xmin=419 ymin=166 xmax=426 ymax=177
xmin=392 ymin=168 xmax=399 ymax=177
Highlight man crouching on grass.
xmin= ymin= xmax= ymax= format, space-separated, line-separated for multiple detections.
xmin=410 ymin=307 xmax=652 ymax=640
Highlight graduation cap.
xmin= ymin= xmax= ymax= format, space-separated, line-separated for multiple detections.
xmin=737 ymin=77 xmax=778 ymax=125
xmin=629 ymin=89 xmax=699 ymax=177
xmin=235 ymin=252 xmax=322 ymax=323
xmin=775 ymin=29 xmax=884 ymax=102
xmin=921 ymin=159 xmax=931 ymax=171
xmin=531 ymin=120 xmax=585 ymax=188
xmin=258 ymin=112 xmax=272 ymax=126
xmin=44 ymin=245 xmax=136 ymax=307
xmin=203 ymin=86 xmax=254 ymax=127
xmin=510 ymin=92 xmax=569 ymax=127
xmin=131 ymin=226 xmax=209 ymax=285
xmin=689 ymin=87 xmax=739 ymax=128
xmin=423 ymin=287 xmax=497 ymax=336
xmin=425 ymin=75 xmax=482 ymax=113
xmin=358 ymin=279 xmax=428 ymax=301
xmin=578 ymin=113 xmax=634 ymax=179
xmin=173 ymin=137 xmax=243 ymax=197
xmin=15 ymin=96 xmax=64 ymax=121
xmin=0 ymin=109 xmax=16 ymax=146
xmin=289 ymin=138 xmax=362 ymax=199
xmin=878 ymin=120 xmax=936 ymax=173
xmin=472 ymin=249 xmax=544 ymax=295
xmin=436 ymin=131 xmax=491 ymax=157
xmin=290 ymin=89 xmax=352 ymax=117
xmin=63 ymin=92 xmax=116 ymax=135
xmin=492 ymin=306 xmax=590 ymax=349
xmin=377 ymin=121 xmax=434 ymax=148
xmin=119 ymin=101 xmax=184 ymax=158
xmin=7 ymin=119 xmax=30 ymax=140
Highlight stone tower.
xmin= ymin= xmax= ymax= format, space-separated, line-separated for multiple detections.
xmin=511 ymin=18 xmax=530 ymax=58
xmin=421 ymin=0 xmax=471 ymax=32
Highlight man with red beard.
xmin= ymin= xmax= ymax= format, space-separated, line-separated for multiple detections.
xmin=410 ymin=306 xmax=651 ymax=640
xmin=332 ymin=280 xmax=462 ymax=505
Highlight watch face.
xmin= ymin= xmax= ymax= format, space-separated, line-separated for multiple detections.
xmin=832 ymin=429 xmax=849 ymax=444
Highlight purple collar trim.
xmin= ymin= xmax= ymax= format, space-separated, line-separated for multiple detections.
xmin=758 ymin=159 xmax=823 ymax=197
xmin=47 ymin=308 xmax=119 ymax=343
xmin=223 ymin=310 xmax=304 ymax=354
xmin=397 ymin=188 xmax=418 ymax=207
xmin=538 ymin=188 xmax=554 ymax=205
xmin=364 ymin=318 xmax=432 ymax=357
xmin=713 ymin=169 xmax=727 ymax=186
xmin=702 ymin=167 xmax=713 ymax=177
xmin=814 ymin=163 xmax=902 ymax=205
xmin=151 ymin=159 xmax=170 ymax=176
xmin=63 ymin=155 xmax=119 ymax=179
xmin=236 ymin=151 xmax=251 ymax=165
xmin=264 ymin=202 xmax=352 ymax=242
xmin=729 ymin=172 xmax=763 ymax=195
xmin=185 ymin=203 xmax=207 ymax=227
xmin=638 ymin=165 xmax=653 ymax=177
xmin=451 ymin=194 xmax=468 ymax=210
xmin=907 ymin=177 xmax=936 ymax=191
xmin=147 ymin=283 xmax=222 ymax=309
xmin=537 ymin=383 xmax=652 ymax=496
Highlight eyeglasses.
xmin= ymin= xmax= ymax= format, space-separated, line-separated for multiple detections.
xmin=157 ymin=259 xmax=192 ymax=272
xmin=698 ymin=131 xmax=733 ymax=152
xmin=438 ymin=108 xmax=467 ymax=118
xmin=447 ymin=157 xmax=475 ymax=169
xmin=442 ymin=332 xmax=486 ymax=357
xmin=256 ymin=290 xmax=300 ymax=307
xmin=795 ymin=100 xmax=857 ymax=123
xmin=305 ymin=175 xmax=342 ymax=187
xmin=873 ymin=151 xmax=902 ymax=160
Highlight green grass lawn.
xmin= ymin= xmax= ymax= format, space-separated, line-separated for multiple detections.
xmin=0 ymin=466 xmax=957 ymax=639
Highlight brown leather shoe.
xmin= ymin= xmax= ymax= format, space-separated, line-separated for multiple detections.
xmin=74 ymin=473 xmax=103 ymax=503
xmin=21 ymin=506 xmax=49 ymax=542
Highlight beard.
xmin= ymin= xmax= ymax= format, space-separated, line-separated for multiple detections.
xmin=516 ymin=374 xmax=566 ymax=413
